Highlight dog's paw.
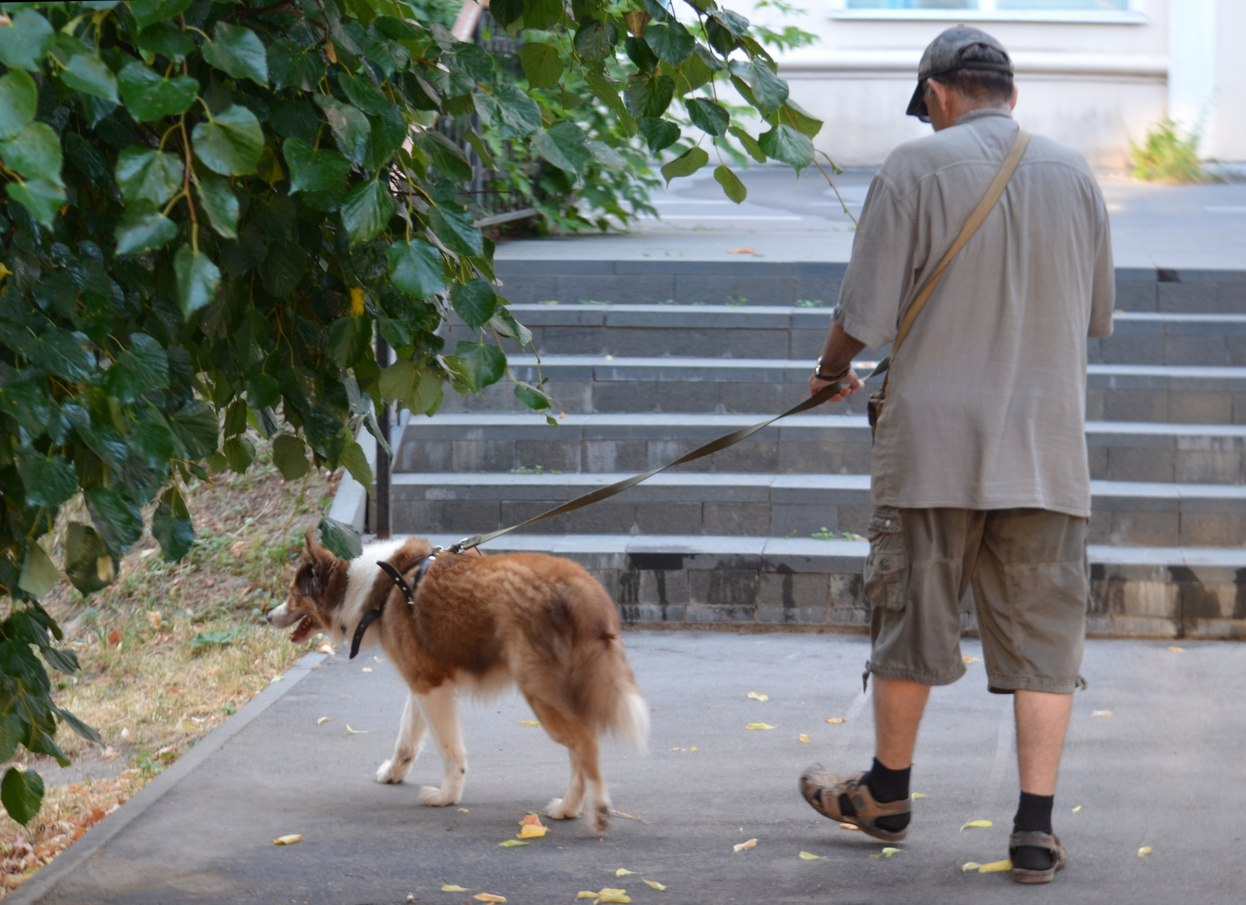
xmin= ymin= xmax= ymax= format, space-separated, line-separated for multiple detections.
xmin=545 ymin=797 xmax=581 ymax=821
xmin=375 ymin=759 xmax=409 ymax=785
xmin=590 ymin=803 xmax=611 ymax=835
xmin=419 ymin=785 xmax=459 ymax=807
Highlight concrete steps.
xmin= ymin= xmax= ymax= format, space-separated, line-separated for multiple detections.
xmin=392 ymin=267 xmax=1246 ymax=638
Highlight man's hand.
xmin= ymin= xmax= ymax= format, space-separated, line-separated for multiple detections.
xmin=809 ymin=368 xmax=863 ymax=404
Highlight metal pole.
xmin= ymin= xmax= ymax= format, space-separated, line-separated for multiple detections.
xmin=374 ymin=324 xmax=391 ymax=540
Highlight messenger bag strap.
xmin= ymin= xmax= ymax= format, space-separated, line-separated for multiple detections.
xmin=891 ymin=127 xmax=1031 ymax=359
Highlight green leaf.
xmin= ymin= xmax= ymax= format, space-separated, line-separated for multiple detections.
xmin=170 ymin=401 xmax=219 ymax=459
xmin=387 ymin=239 xmax=445 ymax=299
xmin=2 ymin=767 xmax=45 ymax=827
xmin=447 ymin=341 xmax=505 ymax=392
xmin=202 ymin=22 xmax=268 ymax=87
xmin=624 ymin=71 xmax=675 ymax=119
xmin=56 ymin=707 xmax=101 ymax=746
xmin=0 ymin=9 xmax=54 ymax=71
xmin=64 ymin=521 xmax=116 ymax=594
xmin=645 ymin=21 xmax=695 ymax=65
xmin=117 ymin=61 xmax=199 ymax=122
xmin=450 ymin=280 xmax=497 ymax=331
xmin=714 ymin=164 xmax=747 ymax=203
xmin=192 ymin=105 xmax=264 ymax=176
xmin=60 ymin=52 xmax=119 ymax=102
xmin=130 ymin=0 xmax=193 ymax=31
xmin=223 ymin=435 xmax=256 ymax=472
xmin=86 ymin=486 xmax=144 ymax=555
xmin=730 ymin=125 xmax=767 ymax=164
xmin=514 ymin=382 xmax=551 ymax=412
xmin=283 ymin=137 xmax=352 ymax=194
xmin=759 ymin=123 xmax=815 ymax=170
xmin=778 ymin=101 xmax=823 ymax=139
xmin=106 ymin=333 xmax=170 ymax=402
xmin=730 ymin=58 xmax=789 ymax=116
xmin=19 ymin=543 xmax=60 ymax=599
xmin=318 ymin=517 xmax=362 ymax=560
xmin=409 ymin=130 xmax=473 ymax=183
xmin=427 ymin=207 xmax=482 ymax=258
xmin=115 ymin=208 xmax=178 ymax=256
xmin=660 ymin=145 xmax=710 ymax=184
xmin=0 ymin=715 xmax=22 ymax=764
xmin=153 ymin=485 xmax=194 ymax=560
xmin=269 ymin=38 xmax=323 ymax=92
xmin=326 ymin=316 xmax=370 ymax=368
xmin=0 ymin=122 xmax=63 ymax=183
xmin=638 ymin=117 xmax=681 ymax=154
xmin=687 ymin=98 xmax=729 ymax=137
xmin=574 ymin=20 xmax=618 ymax=63
xmin=5 ymin=179 xmax=64 ymax=227
xmin=519 ymin=41 xmax=562 ymax=89
xmin=190 ymin=629 xmax=241 ymax=650
xmin=174 ymin=245 xmax=221 ymax=316
xmin=116 ymin=146 xmax=184 ymax=206
xmin=315 ymin=95 xmax=371 ymax=165
xmin=25 ymin=332 xmax=93 ymax=382
xmin=339 ymin=438 xmax=372 ymax=489
xmin=136 ymin=22 xmax=197 ymax=62
xmin=378 ymin=359 xmax=443 ymax=415
xmin=271 ymin=434 xmax=310 ymax=480
xmin=0 ymin=69 xmax=37 ymax=140
xmin=196 ymin=174 xmax=239 ymax=239
xmin=339 ymin=179 xmax=393 ymax=245
xmin=532 ymin=121 xmax=592 ymax=175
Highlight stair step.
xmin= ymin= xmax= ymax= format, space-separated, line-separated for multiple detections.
xmin=391 ymin=472 xmax=1246 ymax=548
xmin=414 ymin=533 xmax=1246 ymax=640
xmin=437 ymin=355 xmax=1246 ymax=423
xmin=397 ymin=413 xmax=1246 ymax=484
xmin=448 ymin=304 xmax=1246 ymax=365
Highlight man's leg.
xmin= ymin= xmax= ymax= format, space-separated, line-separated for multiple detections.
xmin=874 ymin=676 xmax=932 ymax=769
xmin=1014 ymin=689 xmax=1072 ymax=796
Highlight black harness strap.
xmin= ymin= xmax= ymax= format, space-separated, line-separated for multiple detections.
xmin=349 ymin=552 xmax=437 ymax=659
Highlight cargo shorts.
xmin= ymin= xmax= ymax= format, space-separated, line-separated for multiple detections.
xmin=863 ymin=506 xmax=1089 ymax=694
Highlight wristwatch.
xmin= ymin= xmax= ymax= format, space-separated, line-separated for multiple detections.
xmin=812 ymin=358 xmax=850 ymax=382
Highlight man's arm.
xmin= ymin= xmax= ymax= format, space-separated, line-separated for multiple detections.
xmin=809 ymin=320 xmax=866 ymax=402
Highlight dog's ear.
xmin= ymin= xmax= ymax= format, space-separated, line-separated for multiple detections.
xmin=294 ymin=559 xmax=325 ymax=599
xmin=304 ymin=525 xmax=328 ymax=556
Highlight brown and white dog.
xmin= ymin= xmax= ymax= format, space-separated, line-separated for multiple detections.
xmin=266 ymin=531 xmax=648 ymax=834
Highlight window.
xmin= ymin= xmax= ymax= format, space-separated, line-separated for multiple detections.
xmin=834 ymin=0 xmax=1144 ymax=22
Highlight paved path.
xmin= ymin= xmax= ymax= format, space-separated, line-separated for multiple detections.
xmin=12 ymin=632 xmax=1245 ymax=905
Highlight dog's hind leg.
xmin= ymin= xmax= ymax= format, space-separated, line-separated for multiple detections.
xmin=528 ymin=700 xmax=611 ymax=834
xmin=376 ymin=692 xmax=427 ymax=785
xmin=415 ymin=683 xmax=467 ymax=807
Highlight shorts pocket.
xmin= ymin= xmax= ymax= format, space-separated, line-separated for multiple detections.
xmin=863 ymin=507 xmax=908 ymax=612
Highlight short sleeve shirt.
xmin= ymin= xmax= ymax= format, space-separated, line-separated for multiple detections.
xmin=837 ymin=109 xmax=1115 ymax=517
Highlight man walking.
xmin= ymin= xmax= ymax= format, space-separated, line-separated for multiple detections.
xmin=798 ymin=25 xmax=1114 ymax=884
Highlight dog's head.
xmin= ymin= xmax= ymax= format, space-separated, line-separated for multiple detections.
xmin=267 ymin=528 xmax=349 ymax=645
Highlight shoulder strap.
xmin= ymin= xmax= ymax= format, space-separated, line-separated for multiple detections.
xmin=891 ymin=128 xmax=1031 ymax=357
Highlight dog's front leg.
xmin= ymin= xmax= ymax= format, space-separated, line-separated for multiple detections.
xmin=376 ymin=692 xmax=427 ymax=785
xmin=415 ymin=683 xmax=467 ymax=807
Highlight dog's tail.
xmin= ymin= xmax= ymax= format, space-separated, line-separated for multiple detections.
xmin=611 ymin=690 xmax=650 ymax=755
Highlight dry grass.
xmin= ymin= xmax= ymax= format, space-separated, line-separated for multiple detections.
xmin=1 ymin=452 xmax=340 ymax=897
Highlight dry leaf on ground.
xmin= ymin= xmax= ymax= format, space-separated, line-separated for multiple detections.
xmin=273 ymin=834 xmax=303 ymax=845
xmin=960 ymin=819 xmax=992 ymax=830
xmin=733 ymin=838 xmax=758 ymax=852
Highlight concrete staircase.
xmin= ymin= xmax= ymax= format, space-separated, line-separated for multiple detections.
xmin=390 ymin=261 xmax=1246 ymax=639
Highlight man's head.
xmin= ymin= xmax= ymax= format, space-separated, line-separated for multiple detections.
xmin=906 ymin=26 xmax=1016 ymax=130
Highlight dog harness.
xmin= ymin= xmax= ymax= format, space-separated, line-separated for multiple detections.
xmin=349 ymin=551 xmax=437 ymax=659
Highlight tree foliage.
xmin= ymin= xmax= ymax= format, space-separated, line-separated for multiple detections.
xmin=0 ymin=0 xmax=823 ymax=823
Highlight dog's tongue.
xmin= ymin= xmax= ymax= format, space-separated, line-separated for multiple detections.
xmin=289 ymin=615 xmax=315 ymax=643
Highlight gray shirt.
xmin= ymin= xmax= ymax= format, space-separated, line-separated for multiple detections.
xmin=837 ymin=109 xmax=1115 ymax=517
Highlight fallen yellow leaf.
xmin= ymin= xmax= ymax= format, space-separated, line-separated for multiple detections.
xmin=344 ymin=724 xmax=373 ymax=735
xmin=1072 ymin=804 xmax=1083 ymax=813
xmin=316 ymin=716 xmax=331 ymax=726
xmin=596 ymin=888 xmax=631 ymax=903
xmin=273 ymin=834 xmax=303 ymax=845
xmin=441 ymin=885 xmax=471 ymax=893
xmin=576 ymin=893 xmax=598 ymax=900
xmin=961 ymin=861 xmax=982 ymax=872
xmin=733 ymin=838 xmax=758 ymax=852
xmin=870 ymin=846 xmax=903 ymax=860
xmin=798 ymin=851 xmax=825 ymax=861
xmin=978 ymin=859 xmax=1012 ymax=873
xmin=517 ymin=823 xmax=547 ymax=839
xmin=643 ymin=879 xmax=667 ymax=891
xmin=838 ymin=823 xmax=860 ymax=832
xmin=798 ymin=733 xmax=810 ymax=743
xmin=1168 ymin=646 xmax=1185 ymax=653
xmin=960 ymin=819 xmax=993 ymax=830
xmin=745 ymin=722 xmax=775 ymax=731
xmin=614 ymin=868 xmax=636 ymax=877
xmin=962 ymin=655 xmax=981 ymax=664
xmin=726 ymin=247 xmax=756 ymax=255
xmin=474 ymin=895 xmax=507 ymax=904
xmin=911 ymin=792 xmax=928 ymax=800
xmin=1092 ymin=710 xmax=1113 ymax=718
xmin=317 ymin=643 xmax=334 ymax=654
xmin=1138 ymin=846 xmax=1152 ymax=857
xmin=498 ymin=839 xmax=528 ymax=848
xmin=825 ymin=716 xmax=845 ymax=725
xmin=520 ymin=720 xmax=540 ymax=727
xmin=747 ymin=691 xmax=770 ymax=701
xmin=519 ymin=813 xmax=545 ymax=827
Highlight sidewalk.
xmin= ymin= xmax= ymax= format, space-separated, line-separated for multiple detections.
xmin=11 ymin=632 xmax=1244 ymax=905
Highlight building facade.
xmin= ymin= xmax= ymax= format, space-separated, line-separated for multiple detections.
xmin=740 ymin=0 xmax=1243 ymax=168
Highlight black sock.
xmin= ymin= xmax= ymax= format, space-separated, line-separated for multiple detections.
xmin=863 ymin=756 xmax=911 ymax=803
xmin=1012 ymin=792 xmax=1055 ymax=871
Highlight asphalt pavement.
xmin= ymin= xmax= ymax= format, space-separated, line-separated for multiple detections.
xmin=9 ymin=166 xmax=1246 ymax=905
xmin=11 ymin=632 xmax=1245 ymax=905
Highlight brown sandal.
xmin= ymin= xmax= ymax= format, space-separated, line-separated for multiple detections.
xmin=1009 ymin=831 xmax=1068 ymax=884
xmin=799 ymin=765 xmax=911 ymax=843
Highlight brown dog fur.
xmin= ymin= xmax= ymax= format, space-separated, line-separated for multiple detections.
xmin=266 ymin=531 xmax=648 ymax=833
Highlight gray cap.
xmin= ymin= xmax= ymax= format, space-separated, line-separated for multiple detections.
xmin=906 ymin=25 xmax=1013 ymax=119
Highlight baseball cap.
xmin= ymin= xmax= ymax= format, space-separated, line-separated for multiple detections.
xmin=906 ymin=25 xmax=1014 ymax=119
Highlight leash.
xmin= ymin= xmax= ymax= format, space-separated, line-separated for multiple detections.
xmin=446 ymin=359 xmax=889 ymax=554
